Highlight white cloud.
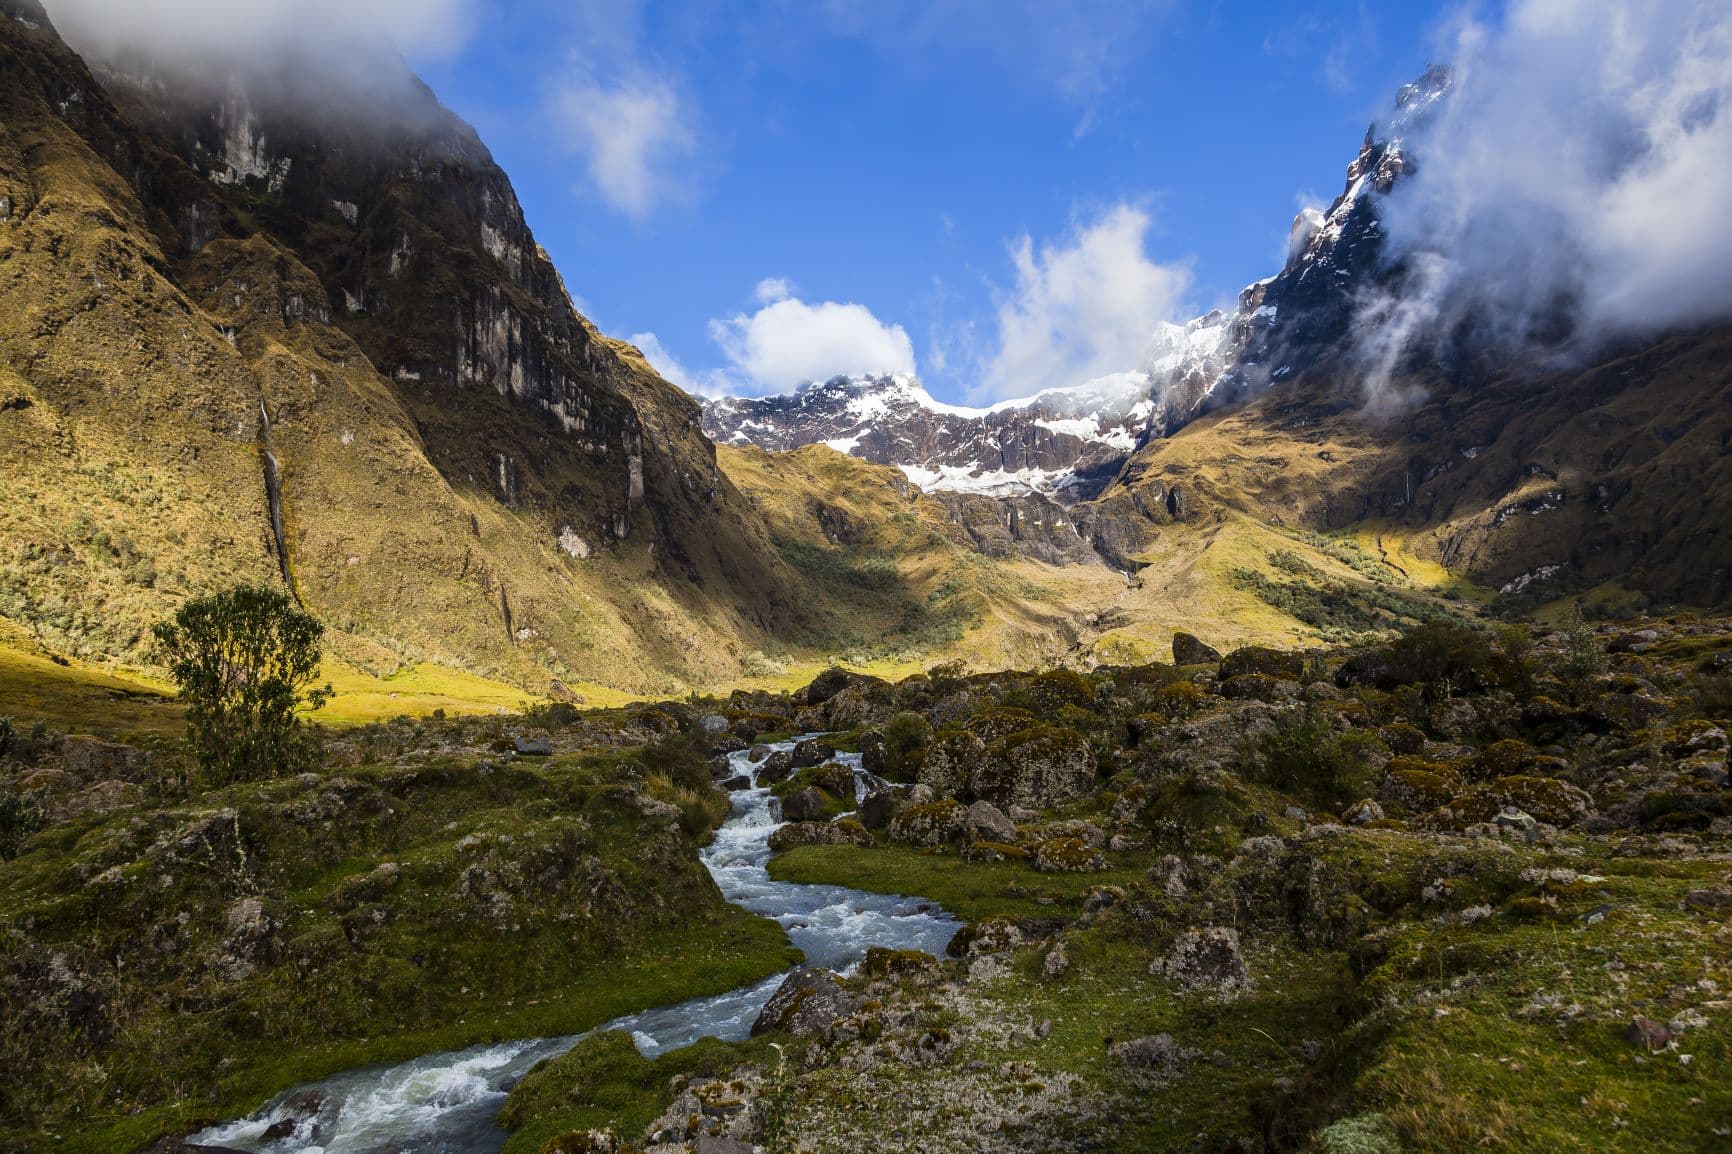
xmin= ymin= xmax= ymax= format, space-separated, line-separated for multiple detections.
xmin=1361 ymin=0 xmax=1732 ymax=387
xmin=628 ymin=331 xmax=699 ymax=392
xmin=41 ymin=0 xmax=471 ymax=66
xmin=754 ymin=277 xmax=795 ymax=304
xmin=979 ymin=204 xmax=1193 ymax=399
xmin=553 ymin=73 xmax=695 ymax=219
xmin=710 ymin=296 xmax=917 ymax=392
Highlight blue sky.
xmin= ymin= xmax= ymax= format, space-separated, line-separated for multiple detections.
xmin=409 ymin=1 xmax=1458 ymax=402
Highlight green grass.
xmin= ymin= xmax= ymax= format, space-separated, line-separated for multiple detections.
xmin=766 ymin=843 xmax=1155 ymax=922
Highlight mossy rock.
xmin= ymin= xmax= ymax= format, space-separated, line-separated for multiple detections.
xmin=1033 ymin=835 xmax=1108 ymax=873
xmin=887 ymin=799 xmax=968 ymax=846
xmin=975 ymin=726 xmax=1096 ymax=811
xmin=1377 ymin=722 xmax=1427 ymax=756
xmin=1467 ymin=739 xmax=1536 ymax=781
xmin=945 ymin=914 xmax=1032 ymax=957
xmin=1027 ymin=668 xmax=1097 ymax=711
xmin=962 ymin=839 xmax=1031 ymax=863
xmin=1149 ymin=680 xmax=1209 ymax=717
xmin=1433 ymin=775 xmax=1594 ymax=828
xmin=860 ymin=946 xmax=938 ymax=978
xmin=1379 ymin=762 xmax=1460 ymax=813
xmin=966 ymin=706 xmax=1043 ymax=743
xmin=1220 ymin=645 xmax=1306 ymax=681
xmin=916 ymin=729 xmax=988 ymax=799
xmin=1220 ymin=672 xmax=1298 ymax=702
xmin=1662 ymin=719 xmax=1728 ymax=757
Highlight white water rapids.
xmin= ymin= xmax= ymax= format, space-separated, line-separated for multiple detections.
xmin=191 ymin=740 xmax=959 ymax=1153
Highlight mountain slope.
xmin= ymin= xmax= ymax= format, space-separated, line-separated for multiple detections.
xmin=0 ymin=1 xmax=819 ymax=694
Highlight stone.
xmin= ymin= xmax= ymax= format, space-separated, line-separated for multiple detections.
xmin=697 ymin=714 xmax=730 ymax=737
xmin=792 ymin=739 xmax=836 ymax=768
xmin=1624 ymin=1017 xmax=1671 ymax=1051
xmin=1156 ymin=928 xmax=1253 ymax=997
xmin=721 ymin=775 xmax=751 ymax=792
xmin=1042 ymin=940 xmax=1070 ymax=978
xmin=1220 ymin=645 xmax=1306 ymax=681
xmin=802 ymin=667 xmax=858 ymax=706
xmin=858 ymin=788 xmax=902 ymax=830
xmin=963 ymin=800 xmax=1016 ymax=842
xmin=768 ymin=820 xmax=872 ymax=852
xmin=1172 ymin=632 xmax=1222 ymax=666
xmin=751 ymin=967 xmax=855 ymax=1037
xmin=946 ymin=915 xmax=1029 ymax=957
xmin=1042 ymin=818 xmax=1105 ymax=848
xmin=1492 ymin=806 xmax=1538 ymax=832
xmin=973 ymin=726 xmax=1096 ymax=811
xmin=888 ymin=800 xmax=968 ymax=846
xmin=1033 ymin=837 xmax=1107 ymax=873
xmin=1111 ymin=1033 xmax=1188 ymax=1071
xmin=778 ymin=787 xmax=830 ymax=823
xmin=1082 ymin=885 xmax=1126 ymax=916
xmin=513 ymin=737 xmax=552 ymax=757
xmin=917 ymin=730 xmax=987 ymax=799
xmin=694 ymin=1137 xmax=753 ymax=1154
xmin=1343 ymin=799 xmax=1384 ymax=825
xmin=1684 ymin=888 xmax=1732 ymax=911
xmin=749 ymin=743 xmax=772 ymax=762
xmin=758 ymin=751 xmax=795 ymax=785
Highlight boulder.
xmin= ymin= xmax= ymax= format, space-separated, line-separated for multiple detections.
xmin=1155 ymin=928 xmax=1253 ymax=997
xmin=720 ymin=775 xmax=752 ymax=792
xmin=858 ymin=789 xmax=902 ymax=830
xmin=57 ymin=735 xmax=152 ymax=782
xmin=778 ymin=787 xmax=831 ymax=823
xmin=917 ymin=730 xmax=988 ymax=799
xmin=974 ymin=727 xmax=1096 ymax=811
xmin=751 ymin=967 xmax=855 ymax=1037
xmin=1342 ymin=799 xmax=1384 ymax=825
xmin=1220 ymin=646 xmax=1305 ymax=682
xmin=792 ymin=739 xmax=836 ymax=769
xmin=758 ymin=751 xmax=795 ymax=785
xmin=768 ymin=820 xmax=873 ymax=852
xmin=513 ymin=737 xmax=552 ymax=757
xmin=945 ymin=915 xmax=1029 ymax=958
xmin=888 ymin=799 xmax=968 ymax=846
xmin=802 ymin=667 xmax=858 ymax=706
xmin=1172 ymin=632 xmax=1222 ymax=666
xmin=697 ymin=714 xmax=730 ymax=737
xmin=1033 ymin=837 xmax=1108 ymax=873
xmin=963 ymin=800 xmax=1017 ymax=842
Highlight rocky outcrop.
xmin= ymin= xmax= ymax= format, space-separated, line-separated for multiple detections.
xmin=751 ymin=967 xmax=856 ymax=1038
xmin=973 ymin=727 xmax=1096 ymax=811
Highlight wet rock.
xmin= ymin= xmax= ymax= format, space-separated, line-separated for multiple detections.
xmin=858 ymin=788 xmax=902 ymax=830
xmin=778 ymin=787 xmax=830 ymax=823
xmin=758 ymin=751 xmax=795 ymax=785
xmin=1156 ymin=928 xmax=1252 ymax=997
xmin=964 ymin=800 xmax=1016 ymax=842
xmin=720 ymin=774 xmax=751 ymax=792
xmin=749 ymin=743 xmax=771 ymax=762
xmin=139 ymin=1140 xmax=250 ymax=1154
xmin=888 ymin=799 xmax=968 ymax=846
xmin=751 ymin=967 xmax=856 ymax=1037
xmin=792 ymin=739 xmax=836 ymax=768
xmin=767 ymin=820 xmax=872 ymax=852
xmin=1172 ymin=632 xmax=1222 ymax=665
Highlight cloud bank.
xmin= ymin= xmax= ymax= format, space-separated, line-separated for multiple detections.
xmin=710 ymin=295 xmax=918 ymax=393
xmin=980 ymin=204 xmax=1193 ymax=400
xmin=41 ymin=0 xmax=471 ymax=69
xmin=1362 ymin=0 xmax=1732 ymax=386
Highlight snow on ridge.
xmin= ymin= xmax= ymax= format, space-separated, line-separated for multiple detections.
xmin=896 ymin=461 xmax=1076 ymax=497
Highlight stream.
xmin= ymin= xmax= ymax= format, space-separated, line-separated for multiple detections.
xmin=190 ymin=740 xmax=960 ymax=1153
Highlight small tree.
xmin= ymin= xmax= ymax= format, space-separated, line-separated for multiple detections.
xmin=154 ymin=585 xmax=333 ymax=783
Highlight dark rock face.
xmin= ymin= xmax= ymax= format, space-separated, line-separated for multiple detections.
xmin=750 ymin=967 xmax=855 ymax=1037
xmin=1172 ymin=632 xmax=1222 ymax=666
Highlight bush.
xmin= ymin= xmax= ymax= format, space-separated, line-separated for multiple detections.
xmin=1241 ymin=707 xmax=1382 ymax=806
xmin=875 ymin=711 xmax=931 ymax=782
xmin=0 ymin=782 xmax=45 ymax=859
xmin=0 ymin=715 xmax=14 ymax=758
xmin=152 ymin=584 xmax=333 ymax=784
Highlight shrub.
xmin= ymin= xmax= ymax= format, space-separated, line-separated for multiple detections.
xmin=152 ymin=585 xmax=333 ymax=784
xmin=1557 ymin=608 xmax=1607 ymax=702
xmin=0 ymin=782 xmax=44 ymax=859
xmin=877 ymin=711 xmax=932 ymax=781
xmin=1240 ymin=707 xmax=1382 ymax=806
xmin=645 ymin=772 xmax=730 ymax=843
xmin=0 ymin=715 xmax=14 ymax=759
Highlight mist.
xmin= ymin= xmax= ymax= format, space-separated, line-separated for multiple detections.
xmin=1357 ymin=0 xmax=1732 ymax=394
xmin=38 ymin=0 xmax=473 ymax=116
